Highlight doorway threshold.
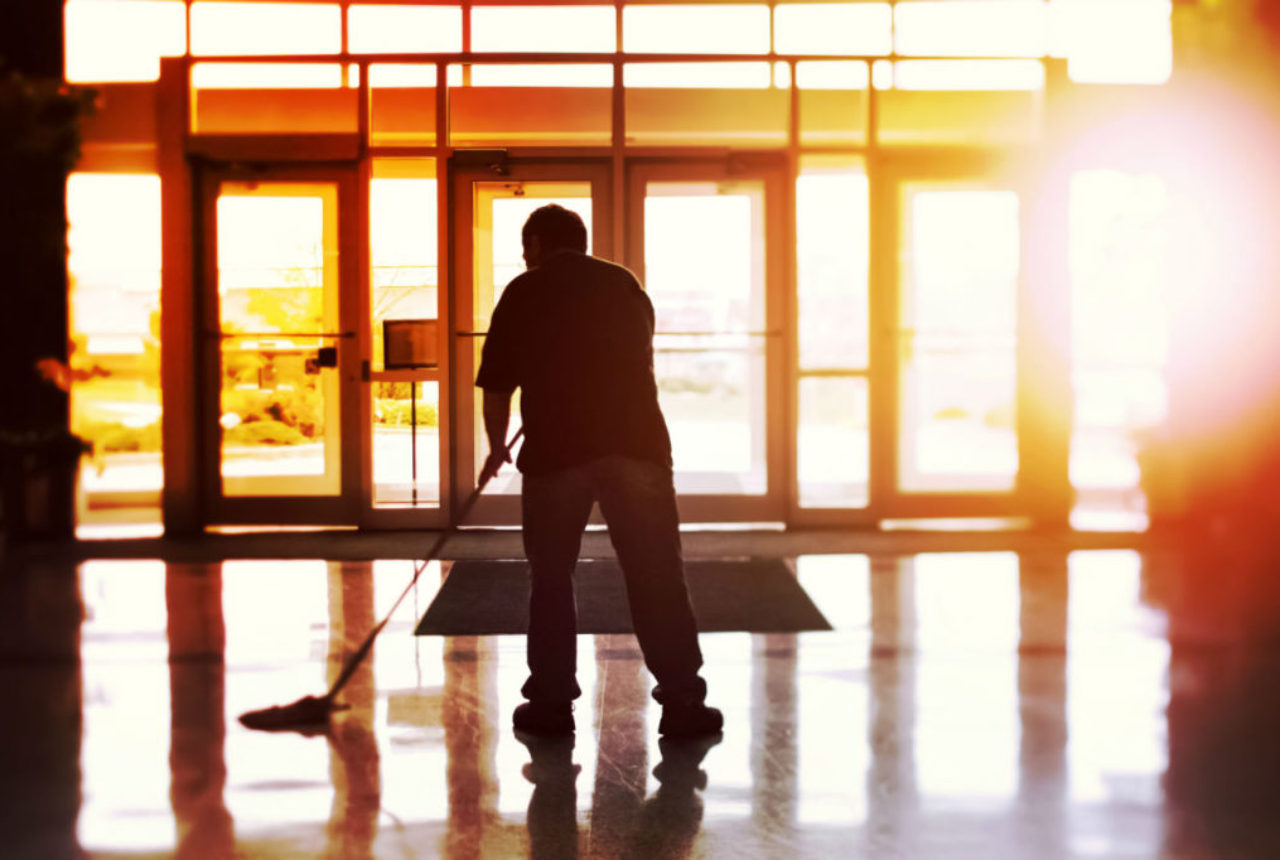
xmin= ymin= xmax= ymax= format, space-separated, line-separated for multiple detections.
xmin=38 ymin=523 xmax=1154 ymax=565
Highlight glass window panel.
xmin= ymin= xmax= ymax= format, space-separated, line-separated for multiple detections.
xmin=472 ymin=6 xmax=616 ymax=53
xmin=799 ymin=377 xmax=869 ymax=508
xmin=373 ymin=381 xmax=440 ymax=507
xmin=894 ymin=1 xmax=1047 ymax=58
xmin=1050 ymin=0 xmax=1172 ymax=85
xmin=795 ymin=60 xmax=869 ymax=90
xmin=624 ymin=62 xmax=772 ymax=89
xmin=797 ymin=159 xmax=869 ymax=370
xmin=190 ymin=2 xmax=342 ymax=56
xmin=774 ymin=3 xmax=892 ymax=56
xmin=215 ymin=182 xmax=343 ymax=497
xmin=899 ymin=187 xmax=1019 ymax=493
xmin=348 ymin=5 xmax=462 ymax=54
xmin=370 ymin=161 xmax=438 ymax=374
xmin=469 ymin=64 xmax=612 ymax=87
xmin=64 ymin=0 xmax=187 ymax=84
xmin=624 ymin=5 xmax=771 ymax=55
xmin=368 ymin=64 xmax=438 ymax=88
xmin=1069 ymin=170 xmax=1170 ymax=523
xmin=66 ymin=173 xmax=164 ymax=520
xmin=645 ymin=182 xmax=768 ymax=496
xmin=893 ymin=60 xmax=1045 ymax=91
xmin=192 ymin=62 xmax=344 ymax=89
xmin=772 ymin=61 xmax=791 ymax=89
xmin=871 ymin=58 xmax=895 ymax=89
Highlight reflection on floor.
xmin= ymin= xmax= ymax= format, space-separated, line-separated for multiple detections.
xmin=3 ymin=538 xmax=1280 ymax=859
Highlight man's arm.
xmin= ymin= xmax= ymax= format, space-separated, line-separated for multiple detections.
xmin=479 ymin=388 xmax=514 ymax=486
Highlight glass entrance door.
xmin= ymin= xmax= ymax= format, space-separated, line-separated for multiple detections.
xmin=200 ymin=168 xmax=361 ymax=524
xmin=628 ymin=160 xmax=786 ymax=522
xmin=451 ymin=160 xmax=613 ymax=524
xmin=876 ymin=160 xmax=1026 ymax=517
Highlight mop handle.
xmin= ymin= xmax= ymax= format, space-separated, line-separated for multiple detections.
xmin=325 ymin=427 xmax=524 ymax=701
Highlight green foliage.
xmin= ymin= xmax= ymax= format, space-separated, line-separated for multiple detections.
xmin=81 ymin=420 xmax=161 ymax=453
xmin=224 ymin=419 xmax=309 ymax=447
xmin=222 ymin=375 xmax=325 ymax=444
xmin=374 ymin=398 xmax=439 ymax=428
xmin=242 ymin=286 xmax=325 ymax=334
xmin=372 ymin=381 xmax=439 ymax=427
xmin=0 ymin=71 xmax=95 ymax=171
xmin=983 ymin=404 xmax=1016 ymax=429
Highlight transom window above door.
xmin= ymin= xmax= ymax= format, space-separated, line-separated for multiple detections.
xmin=66 ymin=0 xmax=1174 ymax=87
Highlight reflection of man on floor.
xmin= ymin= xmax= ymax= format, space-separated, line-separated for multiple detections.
xmin=477 ymin=204 xmax=722 ymax=738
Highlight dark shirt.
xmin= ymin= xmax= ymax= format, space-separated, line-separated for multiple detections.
xmin=475 ymin=251 xmax=673 ymax=475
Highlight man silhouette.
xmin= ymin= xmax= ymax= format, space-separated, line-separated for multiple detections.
xmin=476 ymin=203 xmax=722 ymax=738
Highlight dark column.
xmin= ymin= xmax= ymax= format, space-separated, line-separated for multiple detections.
xmin=0 ymin=5 xmax=63 ymax=79
xmin=0 ymin=3 xmax=69 ymax=417
xmin=0 ymin=5 xmax=90 ymax=539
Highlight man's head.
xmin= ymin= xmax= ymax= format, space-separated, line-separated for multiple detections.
xmin=522 ymin=204 xmax=587 ymax=269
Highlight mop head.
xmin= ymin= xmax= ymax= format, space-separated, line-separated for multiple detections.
xmin=238 ymin=695 xmax=341 ymax=733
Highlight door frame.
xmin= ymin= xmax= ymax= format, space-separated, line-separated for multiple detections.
xmin=626 ymin=156 xmax=790 ymax=524
xmin=449 ymin=156 xmax=616 ymax=526
xmin=196 ymin=162 xmax=364 ymax=525
xmin=871 ymin=150 xmax=1033 ymax=519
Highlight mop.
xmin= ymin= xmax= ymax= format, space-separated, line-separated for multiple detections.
xmin=238 ymin=428 xmax=523 ymax=732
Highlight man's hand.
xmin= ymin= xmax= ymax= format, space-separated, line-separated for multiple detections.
xmin=479 ymin=445 xmax=512 ymax=488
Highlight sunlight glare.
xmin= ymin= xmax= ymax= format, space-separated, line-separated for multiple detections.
xmin=348 ymin=4 xmax=462 ymax=54
xmin=893 ymin=60 xmax=1045 ymax=91
xmin=192 ymin=63 xmax=344 ymax=89
xmin=1051 ymin=0 xmax=1173 ymax=85
xmin=190 ymin=2 xmax=341 ymax=57
xmin=774 ymin=3 xmax=892 ymax=56
xmin=469 ymin=64 xmax=613 ymax=88
xmin=625 ymin=62 xmax=772 ymax=89
xmin=472 ymin=6 xmax=616 ymax=53
xmin=64 ymin=0 xmax=186 ymax=83
xmin=624 ymin=4 xmax=771 ymax=55
xmin=795 ymin=61 xmax=870 ymax=90
xmin=895 ymin=1 xmax=1047 ymax=58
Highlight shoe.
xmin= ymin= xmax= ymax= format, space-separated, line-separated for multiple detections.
xmin=658 ymin=703 xmax=723 ymax=738
xmin=513 ymin=701 xmax=574 ymax=736
xmin=516 ymin=734 xmax=580 ymax=785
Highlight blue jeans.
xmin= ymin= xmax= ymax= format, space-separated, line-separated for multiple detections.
xmin=520 ymin=456 xmax=707 ymax=707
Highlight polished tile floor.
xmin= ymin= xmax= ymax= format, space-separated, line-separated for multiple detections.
xmin=4 ymin=538 xmax=1280 ymax=859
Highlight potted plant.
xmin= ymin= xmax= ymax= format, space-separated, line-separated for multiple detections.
xmin=0 ymin=360 xmax=94 ymax=542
